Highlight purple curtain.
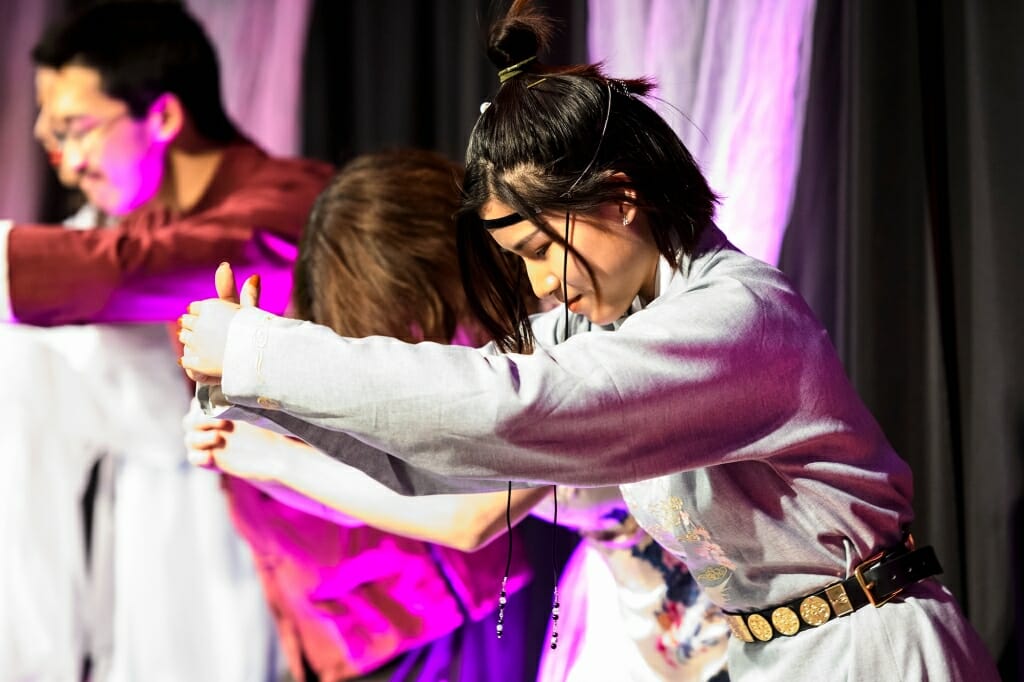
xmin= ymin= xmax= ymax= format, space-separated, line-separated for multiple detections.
xmin=0 ymin=0 xmax=58 ymax=222
xmin=587 ymin=0 xmax=817 ymax=266
xmin=188 ymin=0 xmax=313 ymax=157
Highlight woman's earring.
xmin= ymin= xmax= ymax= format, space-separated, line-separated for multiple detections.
xmin=621 ymin=204 xmax=632 ymax=226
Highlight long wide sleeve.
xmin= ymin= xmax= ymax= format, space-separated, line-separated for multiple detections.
xmin=219 ymin=241 xmax=886 ymax=495
xmin=220 ymin=403 xmax=533 ymax=495
xmin=4 ymin=146 xmax=331 ymax=325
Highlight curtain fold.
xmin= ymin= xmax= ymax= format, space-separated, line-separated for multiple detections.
xmin=587 ymin=0 xmax=816 ymax=265
xmin=188 ymin=0 xmax=313 ymax=157
xmin=780 ymin=1 xmax=1023 ymax=675
xmin=300 ymin=0 xmax=586 ymax=167
xmin=0 ymin=0 xmax=59 ymax=222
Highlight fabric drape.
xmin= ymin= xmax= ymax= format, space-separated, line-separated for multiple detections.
xmin=0 ymin=0 xmax=58 ymax=222
xmin=301 ymin=0 xmax=587 ymax=166
xmin=587 ymin=0 xmax=817 ymax=265
xmin=188 ymin=0 xmax=313 ymax=157
xmin=780 ymin=1 xmax=1023 ymax=675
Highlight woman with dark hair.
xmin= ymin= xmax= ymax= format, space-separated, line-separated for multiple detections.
xmin=191 ymin=150 xmax=728 ymax=682
xmin=185 ymin=150 xmax=537 ymax=682
xmin=179 ymin=1 xmax=998 ymax=679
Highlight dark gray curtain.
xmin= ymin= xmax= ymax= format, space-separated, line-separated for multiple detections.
xmin=301 ymin=0 xmax=587 ymax=165
xmin=781 ymin=1 xmax=1023 ymax=677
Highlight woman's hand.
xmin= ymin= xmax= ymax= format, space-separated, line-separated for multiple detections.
xmin=184 ymin=413 xmax=363 ymax=524
xmin=179 ymin=299 xmax=239 ymax=380
xmin=184 ymin=414 xmax=298 ymax=481
xmin=180 ymin=262 xmax=260 ymax=381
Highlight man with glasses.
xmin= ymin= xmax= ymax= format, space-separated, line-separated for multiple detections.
xmin=4 ymin=3 xmax=330 ymax=324
xmin=0 ymin=3 xmax=332 ymax=681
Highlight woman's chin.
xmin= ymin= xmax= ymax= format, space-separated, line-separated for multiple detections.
xmin=583 ymin=307 xmax=624 ymax=326
xmin=568 ymin=294 xmax=629 ymax=325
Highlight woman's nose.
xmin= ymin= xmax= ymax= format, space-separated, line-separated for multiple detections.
xmin=528 ymin=269 xmax=560 ymax=300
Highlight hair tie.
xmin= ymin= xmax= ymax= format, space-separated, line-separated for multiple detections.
xmin=498 ymin=56 xmax=537 ymax=83
xmin=610 ymin=79 xmax=631 ymax=97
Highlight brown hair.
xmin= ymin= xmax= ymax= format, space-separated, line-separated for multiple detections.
xmin=292 ymin=149 xmax=480 ymax=344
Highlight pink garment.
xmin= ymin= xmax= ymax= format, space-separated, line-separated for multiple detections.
xmin=222 ymin=476 xmax=532 ymax=681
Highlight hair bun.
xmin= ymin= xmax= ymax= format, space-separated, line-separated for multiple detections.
xmin=486 ymin=0 xmax=553 ymax=70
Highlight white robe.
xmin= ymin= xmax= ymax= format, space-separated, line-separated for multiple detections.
xmin=213 ymin=225 xmax=998 ymax=682
xmin=0 ymin=207 xmax=276 ymax=682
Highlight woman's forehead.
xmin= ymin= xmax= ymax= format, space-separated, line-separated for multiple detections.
xmin=487 ymin=216 xmax=540 ymax=253
xmin=480 ymin=197 xmax=518 ymax=220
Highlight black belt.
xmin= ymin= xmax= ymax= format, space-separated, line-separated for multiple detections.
xmin=724 ymin=541 xmax=943 ymax=643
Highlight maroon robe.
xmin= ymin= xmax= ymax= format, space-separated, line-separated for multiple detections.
xmin=7 ymin=142 xmax=333 ymax=324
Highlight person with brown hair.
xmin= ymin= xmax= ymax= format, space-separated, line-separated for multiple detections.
xmin=186 ymin=149 xmax=539 ymax=682
xmin=179 ymin=1 xmax=999 ymax=680
xmin=290 ymin=151 xmax=479 ymax=346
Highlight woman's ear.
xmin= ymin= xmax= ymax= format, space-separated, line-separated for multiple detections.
xmin=619 ymin=201 xmax=637 ymax=227
xmin=147 ymin=93 xmax=185 ymax=144
xmin=609 ymin=172 xmax=638 ymax=226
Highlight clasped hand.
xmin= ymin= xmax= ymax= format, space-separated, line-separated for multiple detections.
xmin=179 ymin=262 xmax=260 ymax=382
xmin=184 ymin=405 xmax=289 ymax=481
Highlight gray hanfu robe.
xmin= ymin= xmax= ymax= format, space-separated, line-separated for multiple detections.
xmin=212 ymin=225 xmax=998 ymax=681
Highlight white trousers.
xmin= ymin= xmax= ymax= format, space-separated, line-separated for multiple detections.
xmin=0 ymin=324 xmax=277 ymax=682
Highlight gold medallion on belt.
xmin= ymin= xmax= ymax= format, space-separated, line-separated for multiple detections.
xmin=771 ymin=606 xmax=801 ymax=635
xmin=799 ymin=595 xmax=831 ymax=626
xmin=746 ymin=614 xmax=774 ymax=641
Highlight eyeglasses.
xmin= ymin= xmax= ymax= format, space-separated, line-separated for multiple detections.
xmin=52 ymin=110 xmax=131 ymax=153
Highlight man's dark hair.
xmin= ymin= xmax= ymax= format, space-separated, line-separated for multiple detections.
xmin=32 ymin=1 xmax=238 ymax=142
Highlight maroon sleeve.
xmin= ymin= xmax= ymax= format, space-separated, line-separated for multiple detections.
xmin=9 ymin=156 xmax=332 ymax=325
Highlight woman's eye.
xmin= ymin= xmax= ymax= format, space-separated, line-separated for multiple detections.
xmin=533 ymin=244 xmax=550 ymax=258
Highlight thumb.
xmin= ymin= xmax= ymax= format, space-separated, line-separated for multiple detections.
xmin=239 ymin=274 xmax=261 ymax=308
xmin=215 ymin=262 xmax=239 ymax=303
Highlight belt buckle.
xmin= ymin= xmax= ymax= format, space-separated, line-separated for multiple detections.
xmin=853 ymin=549 xmax=902 ymax=607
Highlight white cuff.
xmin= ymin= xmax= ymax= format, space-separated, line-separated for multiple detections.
xmin=0 ymin=220 xmax=14 ymax=322
xmin=222 ymin=306 xmax=287 ymax=407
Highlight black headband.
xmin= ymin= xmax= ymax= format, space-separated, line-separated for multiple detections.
xmin=480 ymin=212 xmax=526 ymax=229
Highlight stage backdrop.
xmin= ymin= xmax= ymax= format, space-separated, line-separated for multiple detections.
xmin=588 ymin=0 xmax=816 ymax=266
xmin=0 ymin=1 xmax=1018 ymax=677
xmin=0 ymin=0 xmax=59 ymax=223
xmin=780 ymin=2 xmax=1023 ymax=676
